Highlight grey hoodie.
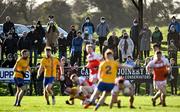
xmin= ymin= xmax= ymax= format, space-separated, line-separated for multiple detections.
xmin=96 ymin=22 xmax=110 ymax=37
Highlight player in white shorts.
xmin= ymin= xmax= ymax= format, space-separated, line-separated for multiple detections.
xmin=110 ymin=77 xmax=135 ymax=108
xmin=147 ymin=51 xmax=170 ymax=107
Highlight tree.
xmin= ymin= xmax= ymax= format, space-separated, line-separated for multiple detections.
xmin=33 ymin=0 xmax=73 ymax=30
xmin=131 ymin=0 xmax=143 ymax=29
xmin=144 ymin=0 xmax=175 ymax=25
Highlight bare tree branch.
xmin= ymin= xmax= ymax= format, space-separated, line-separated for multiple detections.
xmin=131 ymin=0 xmax=139 ymax=10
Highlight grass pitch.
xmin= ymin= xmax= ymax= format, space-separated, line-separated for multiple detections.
xmin=0 ymin=96 xmax=180 ymax=112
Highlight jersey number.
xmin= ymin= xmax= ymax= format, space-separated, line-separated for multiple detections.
xmin=105 ymin=66 xmax=112 ymax=75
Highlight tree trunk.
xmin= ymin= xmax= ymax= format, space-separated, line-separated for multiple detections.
xmin=131 ymin=0 xmax=143 ymax=30
xmin=138 ymin=0 xmax=143 ymax=30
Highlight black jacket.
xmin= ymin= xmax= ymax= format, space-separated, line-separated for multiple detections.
xmin=58 ymin=37 xmax=67 ymax=51
xmin=67 ymin=30 xmax=77 ymax=46
xmin=167 ymin=31 xmax=180 ymax=49
xmin=108 ymin=36 xmax=119 ymax=49
xmin=130 ymin=25 xmax=139 ymax=45
xmin=17 ymin=36 xmax=31 ymax=50
xmin=3 ymin=37 xmax=18 ymax=55
xmin=3 ymin=21 xmax=14 ymax=34
xmin=1 ymin=60 xmax=16 ymax=68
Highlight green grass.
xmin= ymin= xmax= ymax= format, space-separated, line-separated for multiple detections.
xmin=0 ymin=96 xmax=180 ymax=112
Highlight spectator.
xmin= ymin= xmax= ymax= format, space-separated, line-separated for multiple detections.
xmin=9 ymin=27 xmax=19 ymax=39
xmin=46 ymin=16 xmax=59 ymax=53
xmin=70 ymin=31 xmax=83 ymax=66
xmin=81 ymin=17 xmax=95 ymax=41
xmin=167 ymin=25 xmax=180 ymax=50
xmin=96 ymin=17 xmax=110 ymax=54
xmin=67 ymin=25 xmax=77 ymax=54
xmin=118 ymin=31 xmax=134 ymax=61
xmin=1 ymin=53 xmax=16 ymax=67
xmin=152 ymin=26 xmax=163 ymax=46
xmin=169 ymin=58 xmax=178 ymax=95
xmin=139 ymin=23 xmax=151 ymax=59
xmin=59 ymin=57 xmax=72 ymax=95
xmin=118 ymin=29 xmax=126 ymax=62
xmin=108 ymin=31 xmax=119 ymax=59
xmin=130 ymin=19 xmax=140 ymax=59
xmin=1 ymin=53 xmax=16 ymax=96
xmin=58 ymin=33 xmax=67 ymax=59
xmin=124 ymin=56 xmax=135 ymax=67
xmin=3 ymin=16 xmax=14 ymax=35
xmin=35 ymin=21 xmax=45 ymax=56
xmin=17 ymin=32 xmax=31 ymax=51
xmin=144 ymin=57 xmax=153 ymax=96
xmin=0 ymin=38 xmax=3 ymax=65
xmin=82 ymin=31 xmax=91 ymax=65
xmin=168 ymin=16 xmax=180 ymax=33
xmin=102 ymin=40 xmax=109 ymax=59
xmin=26 ymin=26 xmax=37 ymax=66
xmin=168 ymin=40 xmax=178 ymax=63
xmin=134 ymin=58 xmax=141 ymax=95
xmin=3 ymin=32 xmax=18 ymax=57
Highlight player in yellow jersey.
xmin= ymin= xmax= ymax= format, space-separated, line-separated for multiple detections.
xmin=37 ymin=46 xmax=64 ymax=105
xmin=13 ymin=49 xmax=30 ymax=106
xmin=84 ymin=49 xmax=121 ymax=111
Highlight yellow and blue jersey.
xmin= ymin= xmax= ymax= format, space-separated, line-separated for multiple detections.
xmin=40 ymin=57 xmax=60 ymax=78
xmin=98 ymin=60 xmax=119 ymax=83
xmin=13 ymin=58 xmax=30 ymax=78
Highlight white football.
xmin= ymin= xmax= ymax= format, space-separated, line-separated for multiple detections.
xmin=123 ymin=87 xmax=130 ymax=96
xmin=60 ymin=75 xmax=65 ymax=81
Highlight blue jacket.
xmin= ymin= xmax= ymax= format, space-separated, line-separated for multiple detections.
xmin=71 ymin=36 xmax=83 ymax=53
xmin=125 ymin=59 xmax=135 ymax=67
xmin=82 ymin=22 xmax=95 ymax=34
xmin=168 ymin=21 xmax=180 ymax=33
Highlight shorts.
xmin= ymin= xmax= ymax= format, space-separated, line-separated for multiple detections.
xmin=97 ymin=82 xmax=115 ymax=92
xmin=153 ymin=80 xmax=167 ymax=94
xmin=43 ymin=77 xmax=55 ymax=87
xmin=89 ymin=74 xmax=98 ymax=82
xmin=111 ymin=85 xmax=120 ymax=95
xmin=111 ymin=85 xmax=134 ymax=96
xmin=14 ymin=78 xmax=24 ymax=87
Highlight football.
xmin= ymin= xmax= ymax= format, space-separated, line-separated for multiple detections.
xmin=123 ymin=87 xmax=131 ymax=96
